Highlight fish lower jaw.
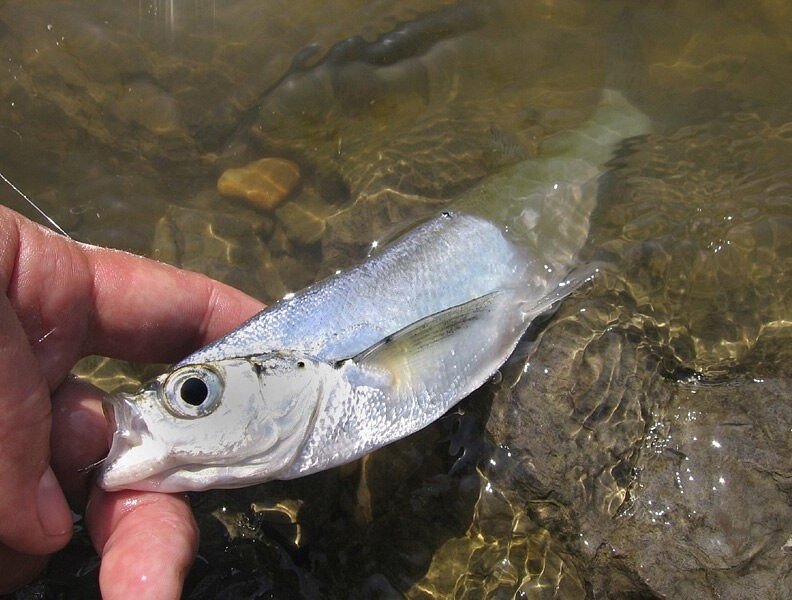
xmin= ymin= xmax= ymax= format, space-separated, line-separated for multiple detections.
xmin=97 ymin=438 xmax=172 ymax=491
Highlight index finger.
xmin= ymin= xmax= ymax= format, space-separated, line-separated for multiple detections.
xmin=82 ymin=243 xmax=265 ymax=362
xmin=2 ymin=205 xmax=265 ymax=386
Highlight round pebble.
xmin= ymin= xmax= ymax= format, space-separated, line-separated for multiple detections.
xmin=217 ymin=158 xmax=301 ymax=211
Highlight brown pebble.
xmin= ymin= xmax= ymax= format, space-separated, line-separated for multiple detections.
xmin=217 ymin=158 xmax=300 ymax=211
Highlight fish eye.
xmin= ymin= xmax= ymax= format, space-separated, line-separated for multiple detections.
xmin=162 ymin=365 xmax=224 ymax=418
xmin=180 ymin=377 xmax=209 ymax=405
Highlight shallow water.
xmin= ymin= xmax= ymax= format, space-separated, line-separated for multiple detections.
xmin=2 ymin=0 xmax=790 ymax=598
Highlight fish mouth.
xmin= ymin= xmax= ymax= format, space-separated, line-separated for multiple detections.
xmin=96 ymin=390 xmax=176 ymax=491
xmin=103 ymin=392 xmax=147 ymax=449
xmin=97 ymin=391 xmax=155 ymax=489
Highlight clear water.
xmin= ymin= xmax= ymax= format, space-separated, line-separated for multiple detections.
xmin=2 ymin=0 xmax=790 ymax=598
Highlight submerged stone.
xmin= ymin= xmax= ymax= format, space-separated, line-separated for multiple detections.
xmin=217 ymin=158 xmax=301 ymax=211
xmin=276 ymin=201 xmax=326 ymax=246
xmin=152 ymin=204 xmax=284 ymax=302
xmin=113 ymin=80 xmax=182 ymax=135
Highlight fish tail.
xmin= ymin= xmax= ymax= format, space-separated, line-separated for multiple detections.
xmin=541 ymin=89 xmax=652 ymax=166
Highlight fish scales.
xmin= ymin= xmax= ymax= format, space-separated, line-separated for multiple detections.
xmin=98 ymin=90 xmax=651 ymax=492
xmin=183 ymin=212 xmax=528 ymax=365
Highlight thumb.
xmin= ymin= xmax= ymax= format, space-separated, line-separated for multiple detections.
xmin=0 ymin=294 xmax=72 ymax=555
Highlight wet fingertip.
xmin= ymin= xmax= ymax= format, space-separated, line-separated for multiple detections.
xmin=93 ymin=491 xmax=197 ymax=600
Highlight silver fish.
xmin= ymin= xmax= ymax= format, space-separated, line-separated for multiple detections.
xmin=98 ymin=90 xmax=650 ymax=492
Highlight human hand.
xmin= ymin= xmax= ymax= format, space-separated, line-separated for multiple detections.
xmin=0 ymin=205 xmax=264 ymax=597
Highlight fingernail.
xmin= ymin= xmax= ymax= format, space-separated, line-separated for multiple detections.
xmin=37 ymin=466 xmax=73 ymax=537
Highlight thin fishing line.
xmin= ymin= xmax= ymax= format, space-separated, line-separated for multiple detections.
xmin=78 ymin=456 xmax=107 ymax=473
xmin=0 ymin=170 xmax=72 ymax=238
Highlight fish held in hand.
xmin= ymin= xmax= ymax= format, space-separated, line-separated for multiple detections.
xmin=98 ymin=91 xmax=650 ymax=493
xmin=100 ymin=214 xmax=540 ymax=492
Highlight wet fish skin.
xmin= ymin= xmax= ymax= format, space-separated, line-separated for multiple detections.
xmin=97 ymin=91 xmax=651 ymax=492
xmin=182 ymin=212 xmax=528 ymax=365
xmin=99 ymin=213 xmax=539 ymax=491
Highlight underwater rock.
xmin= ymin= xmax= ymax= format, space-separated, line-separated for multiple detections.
xmin=152 ymin=204 xmax=284 ymax=301
xmin=217 ymin=158 xmax=301 ymax=211
xmin=589 ymin=111 xmax=792 ymax=375
xmin=275 ymin=203 xmax=325 ymax=246
xmin=594 ymin=376 xmax=792 ymax=599
xmin=487 ymin=300 xmax=792 ymax=598
xmin=113 ymin=79 xmax=182 ymax=135
xmin=274 ymin=188 xmax=338 ymax=246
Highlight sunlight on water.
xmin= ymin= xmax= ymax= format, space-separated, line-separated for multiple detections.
xmin=1 ymin=0 xmax=790 ymax=598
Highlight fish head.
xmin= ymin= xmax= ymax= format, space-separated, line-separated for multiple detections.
xmin=97 ymin=352 xmax=330 ymax=492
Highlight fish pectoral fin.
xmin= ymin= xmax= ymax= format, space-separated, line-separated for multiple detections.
xmin=350 ymin=291 xmax=508 ymax=394
xmin=354 ymin=291 xmax=502 ymax=364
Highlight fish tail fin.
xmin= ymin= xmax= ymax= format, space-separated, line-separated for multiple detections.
xmin=541 ymin=90 xmax=652 ymax=166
